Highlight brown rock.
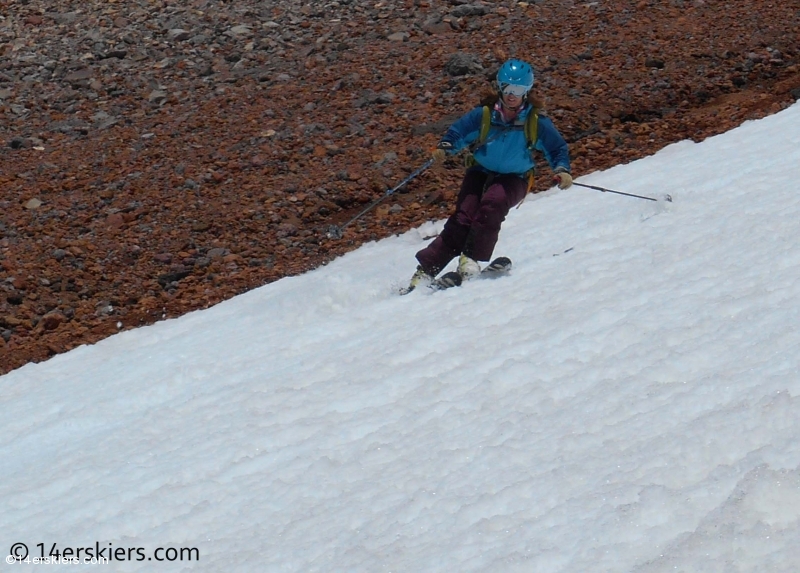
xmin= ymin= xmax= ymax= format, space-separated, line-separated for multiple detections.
xmin=40 ymin=312 xmax=66 ymax=331
xmin=1 ymin=316 xmax=23 ymax=328
xmin=64 ymin=69 xmax=93 ymax=83
xmin=106 ymin=213 xmax=125 ymax=229
xmin=422 ymin=190 xmax=445 ymax=205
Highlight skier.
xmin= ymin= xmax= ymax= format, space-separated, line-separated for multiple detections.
xmin=403 ymin=58 xmax=572 ymax=293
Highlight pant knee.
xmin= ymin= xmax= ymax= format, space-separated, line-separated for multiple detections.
xmin=476 ymin=198 xmax=508 ymax=228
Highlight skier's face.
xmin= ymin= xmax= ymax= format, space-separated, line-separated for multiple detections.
xmin=502 ymin=92 xmax=523 ymax=108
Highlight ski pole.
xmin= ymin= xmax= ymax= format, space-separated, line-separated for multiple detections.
xmin=573 ymin=182 xmax=672 ymax=203
xmin=327 ymin=158 xmax=435 ymax=239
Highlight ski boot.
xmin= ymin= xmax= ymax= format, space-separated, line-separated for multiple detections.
xmin=399 ymin=265 xmax=433 ymax=295
xmin=457 ymin=254 xmax=481 ymax=280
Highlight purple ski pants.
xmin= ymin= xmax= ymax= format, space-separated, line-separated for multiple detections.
xmin=416 ymin=168 xmax=528 ymax=276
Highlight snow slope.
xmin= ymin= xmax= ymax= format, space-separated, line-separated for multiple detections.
xmin=2 ymin=103 xmax=800 ymax=572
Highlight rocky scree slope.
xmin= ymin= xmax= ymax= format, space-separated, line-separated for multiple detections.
xmin=0 ymin=0 xmax=799 ymax=373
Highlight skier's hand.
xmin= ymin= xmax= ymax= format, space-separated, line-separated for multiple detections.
xmin=554 ymin=171 xmax=573 ymax=190
xmin=432 ymin=141 xmax=453 ymax=164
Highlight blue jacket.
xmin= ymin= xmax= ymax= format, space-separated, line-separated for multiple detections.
xmin=440 ymin=104 xmax=571 ymax=176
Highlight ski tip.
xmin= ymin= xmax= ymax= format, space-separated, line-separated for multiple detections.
xmin=483 ymin=257 xmax=513 ymax=274
xmin=430 ymin=271 xmax=462 ymax=290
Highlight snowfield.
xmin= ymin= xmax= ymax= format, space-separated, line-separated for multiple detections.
xmin=3 ymin=103 xmax=800 ymax=572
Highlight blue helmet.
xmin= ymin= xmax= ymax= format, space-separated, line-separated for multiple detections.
xmin=496 ymin=59 xmax=534 ymax=96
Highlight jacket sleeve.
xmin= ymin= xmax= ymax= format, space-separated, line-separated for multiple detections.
xmin=534 ymin=116 xmax=571 ymax=173
xmin=438 ymin=107 xmax=485 ymax=154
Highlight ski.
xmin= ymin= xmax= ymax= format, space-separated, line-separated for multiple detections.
xmin=430 ymin=256 xmax=512 ymax=291
xmin=482 ymin=256 xmax=513 ymax=276
xmin=399 ymin=257 xmax=513 ymax=295
xmin=429 ymin=271 xmax=462 ymax=291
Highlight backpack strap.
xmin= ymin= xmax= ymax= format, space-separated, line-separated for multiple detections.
xmin=468 ymin=106 xmax=492 ymax=150
xmin=524 ymin=107 xmax=539 ymax=150
xmin=465 ymin=106 xmax=492 ymax=167
xmin=478 ymin=105 xmax=492 ymax=146
xmin=517 ymin=106 xmax=540 ymax=205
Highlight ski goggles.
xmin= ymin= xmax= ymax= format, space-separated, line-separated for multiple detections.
xmin=500 ymin=83 xmax=530 ymax=97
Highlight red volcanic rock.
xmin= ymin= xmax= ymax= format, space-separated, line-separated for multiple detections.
xmin=106 ymin=214 xmax=125 ymax=229
xmin=39 ymin=312 xmax=66 ymax=331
